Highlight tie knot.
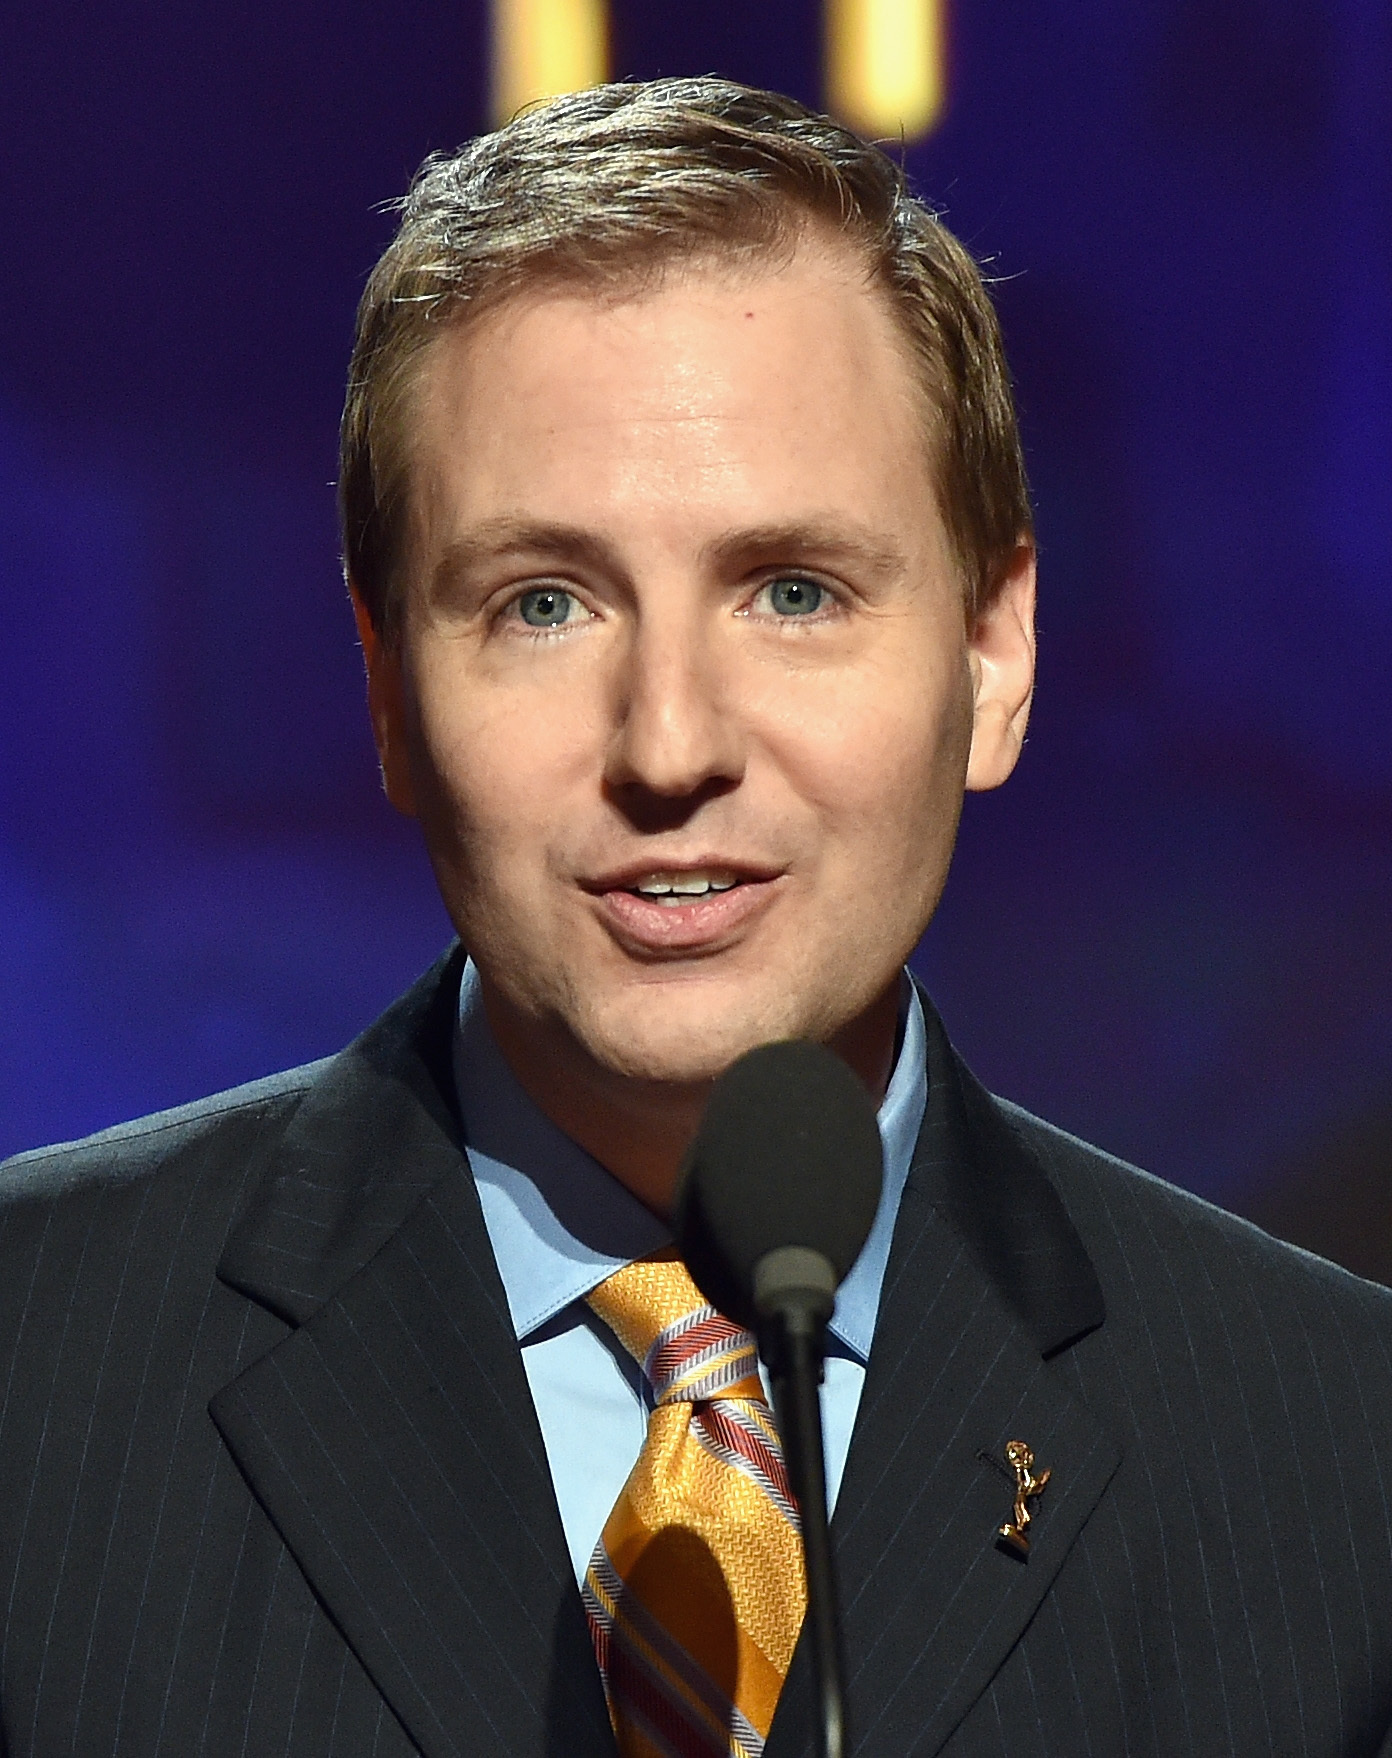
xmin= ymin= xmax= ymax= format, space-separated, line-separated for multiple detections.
xmin=586 ymin=1252 xmax=765 ymax=1407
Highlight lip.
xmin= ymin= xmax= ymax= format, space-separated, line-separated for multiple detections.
xmin=582 ymin=861 xmax=785 ymax=957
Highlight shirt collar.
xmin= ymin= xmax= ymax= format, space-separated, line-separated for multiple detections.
xmin=454 ymin=960 xmax=927 ymax=1364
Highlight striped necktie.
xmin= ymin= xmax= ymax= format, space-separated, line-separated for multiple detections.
xmin=582 ymin=1251 xmax=806 ymax=1757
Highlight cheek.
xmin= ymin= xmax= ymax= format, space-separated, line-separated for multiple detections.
xmin=769 ymin=646 xmax=973 ymax=861
xmin=405 ymin=661 xmax=594 ymax=880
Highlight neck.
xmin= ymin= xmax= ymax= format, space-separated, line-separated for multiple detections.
xmin=480 ymin=981 xmax=901 ymax=1221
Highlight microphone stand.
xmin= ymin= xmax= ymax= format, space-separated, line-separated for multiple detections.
xmin=756 ymin=1248 xmax=847 ymax=1758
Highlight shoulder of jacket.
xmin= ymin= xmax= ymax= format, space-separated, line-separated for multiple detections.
xmin=0 ymin=1061 xmax=331 ymax=1204
xmin=994 ymin=1094 xmax=1392 ymax=1318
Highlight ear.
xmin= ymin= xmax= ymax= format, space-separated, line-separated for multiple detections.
xmin=349 ymin=582 xmax=418 ymax=817
xmin=965 ymin=541 xmax=1037 ymax=793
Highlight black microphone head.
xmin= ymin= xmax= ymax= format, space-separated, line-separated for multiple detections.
xmin=674 ymin=1039 xmax=884 ymax=1330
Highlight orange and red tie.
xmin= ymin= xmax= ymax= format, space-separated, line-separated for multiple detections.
xmin=582 ymin=1251 xmax=806 ymax=1757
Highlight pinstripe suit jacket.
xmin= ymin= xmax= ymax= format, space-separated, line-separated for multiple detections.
xmin=3 ymin=945 xmax=1392 ymax=1757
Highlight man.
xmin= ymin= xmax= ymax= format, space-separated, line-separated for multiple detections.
xmin=2 ymin=78 xmax=1391 ymax=1758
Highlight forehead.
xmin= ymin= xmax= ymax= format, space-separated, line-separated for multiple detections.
xmin=401 ymin=237 xmax=947 ymax=569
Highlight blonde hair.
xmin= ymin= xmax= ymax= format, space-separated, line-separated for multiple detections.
xmin=339 ymin=77 xmax=1032 ymax=641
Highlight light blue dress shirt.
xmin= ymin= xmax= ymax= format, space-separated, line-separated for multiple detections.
xmin=453 ymin=960 xmax=928 ymax=1582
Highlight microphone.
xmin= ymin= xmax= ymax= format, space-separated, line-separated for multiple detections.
xmin=675 ymin=1040 xmax=884 ymax=1758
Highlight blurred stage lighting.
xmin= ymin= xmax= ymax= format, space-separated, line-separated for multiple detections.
xmin=826 ymin=0 xmax=945 ymax=141
xmin=492 ymin=0 xmax=609 ymax=125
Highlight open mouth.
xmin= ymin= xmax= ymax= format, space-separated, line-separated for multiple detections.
xmin=587 ymin=862 xmax=779 ymax=952
xmin=623 ymin=868 xmax=742 ymax=907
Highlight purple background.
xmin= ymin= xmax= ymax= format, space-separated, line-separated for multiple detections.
xmin=2 ymin=3 xmax=1389 ymax=1270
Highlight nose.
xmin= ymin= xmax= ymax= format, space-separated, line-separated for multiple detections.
xmin=603 ymin=610 xmax=746 ymax=822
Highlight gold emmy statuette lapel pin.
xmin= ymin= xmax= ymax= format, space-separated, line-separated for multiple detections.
xmin=997 ymin=1439 xmax=1051 ymax=1557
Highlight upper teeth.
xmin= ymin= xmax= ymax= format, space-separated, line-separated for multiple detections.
xmin=634 ymin=870 xmax=739 ymax=897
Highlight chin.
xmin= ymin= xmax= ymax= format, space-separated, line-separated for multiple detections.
xmin=572 ymin=979 xmax=833 ymax=1090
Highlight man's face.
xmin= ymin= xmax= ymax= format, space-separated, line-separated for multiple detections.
xmin=364 ymin=237 xmax=1034 ymax=1105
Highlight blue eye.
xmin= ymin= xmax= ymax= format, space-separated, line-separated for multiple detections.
xmin=764 ymin=576 xmax=826 ymax=616
xmin=516 ymin=588 xmax=578 ymax=627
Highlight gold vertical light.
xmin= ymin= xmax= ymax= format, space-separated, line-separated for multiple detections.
xmin=826 ymin=0 xmax=946 ymax=141
xmin=492 ymin=0 xmax=609 ymax=126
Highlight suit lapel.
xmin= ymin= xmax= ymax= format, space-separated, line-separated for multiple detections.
xmin=210 ymin=949 xmax=616 ymax=1758
xmin=769 ymin=1000 xmax=1121 ymax=1758
xmin=209 ymin=951 xmax=1119 ymax=1757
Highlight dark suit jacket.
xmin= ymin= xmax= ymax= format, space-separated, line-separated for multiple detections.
xmin=3 ymin=945 xmax=1392 ymax=1756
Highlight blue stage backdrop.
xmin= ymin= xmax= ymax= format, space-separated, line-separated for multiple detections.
xmin=2 ymin=2 xmax=1389 ymax=1274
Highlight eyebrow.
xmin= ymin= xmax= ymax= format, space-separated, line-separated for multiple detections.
xmin=699 ymin=521 xmax=908 ymax=582
xmin=427 ymin=514 xmax=910 ymax=600
xmin=428 ymin=520 xmax=618 ymax=599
